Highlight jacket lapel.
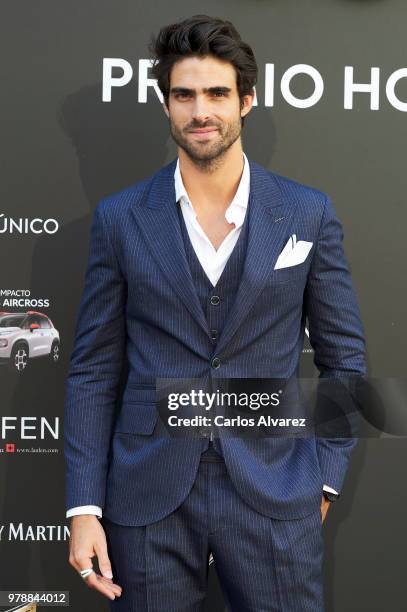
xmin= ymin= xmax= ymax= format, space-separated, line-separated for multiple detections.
xmin=130 ymin=159 xmax=210 ymax=337
xmin=215 ymin=159 xmax=298 ymax=355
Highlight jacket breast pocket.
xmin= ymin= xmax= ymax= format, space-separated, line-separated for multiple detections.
xmin=268 ymin=263 xmax=309 ymax=285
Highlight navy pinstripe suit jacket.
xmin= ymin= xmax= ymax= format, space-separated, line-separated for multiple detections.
xmin=63 ymin=157 xmax=367 ymax=526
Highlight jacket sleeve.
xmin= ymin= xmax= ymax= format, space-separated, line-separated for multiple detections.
xmin=63 ymin=200 xmax=127 ymax=511
xmin=304 ymin=195 xmax=367 ymax=493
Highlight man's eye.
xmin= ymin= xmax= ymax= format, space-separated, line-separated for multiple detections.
xmin=213 ymin=91 xmax=226 ymax=97
xmin=176 ymin=93 xmax=191 ymax=99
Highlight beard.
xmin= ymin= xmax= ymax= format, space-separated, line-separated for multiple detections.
xmin=168 ymin=113 xmax=242 ymax=172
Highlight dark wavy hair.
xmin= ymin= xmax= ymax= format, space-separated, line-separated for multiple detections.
xmin=149 ymin=15 xmax=258 ymax=126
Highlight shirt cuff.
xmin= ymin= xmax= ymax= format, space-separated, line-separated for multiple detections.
xmin=66 ymin=505 xmax=102 ymax=519
xmin=323 ymin=484 xmax=339 ymax=495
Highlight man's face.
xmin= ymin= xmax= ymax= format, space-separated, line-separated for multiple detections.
xmin=164 ymin=55 xmax=253 ymax=166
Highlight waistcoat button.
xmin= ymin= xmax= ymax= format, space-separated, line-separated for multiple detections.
xmin=211 ymin=357 xmax=221 ymax=369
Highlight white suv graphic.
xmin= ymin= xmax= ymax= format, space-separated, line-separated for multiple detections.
xmin=0 ymin=311 xmax=60 ymax=373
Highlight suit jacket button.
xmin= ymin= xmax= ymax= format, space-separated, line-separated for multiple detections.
xmin=210 ymin=295 xmax=220 ymax=305
xmin=211 ymin=357 xmax=221 ymax=369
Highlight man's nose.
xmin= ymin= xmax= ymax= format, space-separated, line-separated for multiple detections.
xmin=191 ymin=97 xmax=211 ymax=123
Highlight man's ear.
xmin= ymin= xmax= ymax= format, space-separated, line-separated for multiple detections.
xmin=240 ymin=90 xmax=255 ymax=119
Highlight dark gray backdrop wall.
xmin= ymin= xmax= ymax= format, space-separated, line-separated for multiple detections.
xmin=0 ymin=0 xmax=406 ymax=610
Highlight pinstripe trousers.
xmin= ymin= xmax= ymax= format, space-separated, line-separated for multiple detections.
xmin=101 ymin=444 xmax=325 ymax=612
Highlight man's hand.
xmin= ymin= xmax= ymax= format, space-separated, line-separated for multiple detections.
xmin=320 ymin=496 xmax=331 ymax=523
xmin=68 ymin=515 xmax=122 ymax=601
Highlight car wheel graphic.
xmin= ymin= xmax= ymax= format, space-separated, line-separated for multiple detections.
xmin=10 ymin=343 xmax=29 ymax=373
xmin=50 ymin=340 xmax=60 ymax=363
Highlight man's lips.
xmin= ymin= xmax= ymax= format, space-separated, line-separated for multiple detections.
xmin=189 ymin=127 xmax=218 ymax=133
xmin=188 ymin=127 xmax=219 ymax=139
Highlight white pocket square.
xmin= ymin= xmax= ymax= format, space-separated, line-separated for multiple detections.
xmin=274 ymin=234 xmax=313 ymax=270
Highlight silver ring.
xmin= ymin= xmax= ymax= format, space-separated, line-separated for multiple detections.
xmin=80 ymin=568 xmax=94 ymax=580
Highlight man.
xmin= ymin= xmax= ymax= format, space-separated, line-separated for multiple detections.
xmin=64 ymin=14 xmax=366 ymax=611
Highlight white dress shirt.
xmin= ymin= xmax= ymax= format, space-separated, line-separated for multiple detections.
xmin=175 ymin=152 xmax=250 ymax=285
xmin=66 ymin=152 xmax=337 ymax=519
